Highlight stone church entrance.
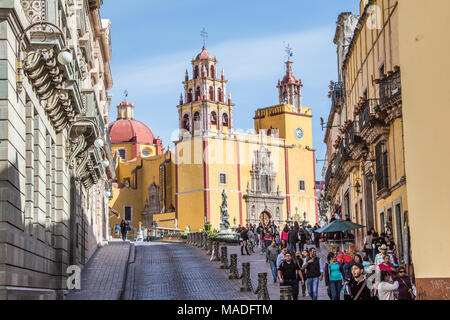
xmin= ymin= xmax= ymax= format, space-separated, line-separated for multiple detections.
xmin=260 ymin=211 xmax=271 ymax=227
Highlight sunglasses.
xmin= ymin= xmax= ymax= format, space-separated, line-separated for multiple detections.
xmin=398 ymin=270 xmax=405 ymax=273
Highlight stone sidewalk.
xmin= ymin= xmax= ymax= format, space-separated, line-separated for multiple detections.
xmin=65 ymin=240 xmax=132 ymax=300
xmin=199 ymin=242 xmax=341 ymax=300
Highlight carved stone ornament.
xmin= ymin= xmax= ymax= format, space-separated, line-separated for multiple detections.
xmin=24 ymin=48 xmax=77 ymax=132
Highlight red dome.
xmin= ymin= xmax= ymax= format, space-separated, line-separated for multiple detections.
xmin=108 ymin=119 xmax=156 ymax=144
xmin=196 ymin=46 xmax=213 ymax=60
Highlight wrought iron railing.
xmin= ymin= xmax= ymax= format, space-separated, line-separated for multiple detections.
xmin=358 ymin=99 xmax=380 ymax=132
xmin=325 ymin=165 xmax=333 ymax=187
xmin=344 ymin=121 xmax=363 ymax=147
xmin=332 ymin=82 xmax=345 ymax=109
xmin=380 ymin=71 xmax=401 ymax=106
xmin=334 ymin=142 xmax=348 ymax=175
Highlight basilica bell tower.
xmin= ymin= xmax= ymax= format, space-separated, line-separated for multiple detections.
xmin=177 ymin=46 xmax=235 ymax=140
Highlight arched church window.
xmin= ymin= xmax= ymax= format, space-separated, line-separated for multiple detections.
xmin=187 ymin=89 xmax=193 ymax=103
xmin=194 ymin=66 xmax=199 ymax=79
xmin=183 ymin=114 xmax=190 ymax=131
xmin=211 ymin=111 xmax=217 ymax=125
xmin=195 ymin=87 xmax=201 ymax=101
xmin=209 ymin=86 xmax=214 ymax=101
xmin=194 ymin=112 xmax=200 ymax=130
xmin=222 ymin=113 xmax=229 ymax=127
xmin=218 ymin=88 xmax=223 ymax=102
xmin=210 ymin=66 xmax=215 ymax=78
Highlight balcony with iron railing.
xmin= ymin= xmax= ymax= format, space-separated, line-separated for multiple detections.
xmin=379 ymin=71 xmax=401 ymax=106
xmin=358 ymin=99 xmax=380 ymax=132
xmin=331 ymin=82 xmax=345 ymax=110
xmin=325 ymin=164 xmax=333 ymax=188
xmin=344 ymin=121 xmax=363 ymax=148
xmin=333 ymin=142 xmax=348 ymax=175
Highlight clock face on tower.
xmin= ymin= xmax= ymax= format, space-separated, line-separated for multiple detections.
xmin=295 ymin=127 xmax=304 ymax=141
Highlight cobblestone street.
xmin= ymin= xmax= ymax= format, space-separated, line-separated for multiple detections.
xmin=122 ymin=242 xmax=254 ymax=300
xmin=67 ymin=239 xmax=344 ymax=300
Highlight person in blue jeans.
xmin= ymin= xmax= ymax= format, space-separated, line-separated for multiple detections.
xmin=324 ymin=252 xmax=345 ymax=300
xmin=302 ymin=247 xmax=324 ymax=300
xmin=266 ymin=241 xmax=281 ymax=283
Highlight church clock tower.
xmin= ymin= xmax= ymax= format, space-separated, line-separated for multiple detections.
xmin=177 ymin=46 xmax=234 ymax=139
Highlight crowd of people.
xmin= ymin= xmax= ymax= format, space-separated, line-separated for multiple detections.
xmin=235 ymin=222 xmax=416 ymax=301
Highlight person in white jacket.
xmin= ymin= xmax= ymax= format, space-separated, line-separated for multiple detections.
xmin=378 ymin=270 xmax=399 ymax=300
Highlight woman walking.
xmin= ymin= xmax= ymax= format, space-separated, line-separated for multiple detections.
xmin=393 ymin=266 xmax=416 ymax=300
xmin=281 ymin=225 xmax=289 ymax=249
xmin=378 ymin=270 xmax=399 ymax=300
xmin=324 ymin=252 xmax=345 ymax=300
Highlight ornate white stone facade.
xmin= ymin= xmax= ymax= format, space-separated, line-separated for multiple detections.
xmin=0 ymin=0 xmax=114 ymax=300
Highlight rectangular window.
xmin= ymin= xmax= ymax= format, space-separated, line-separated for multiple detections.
xmin=118 ymin=149 xmax=126 ymax=160
xmin=219 ymin=172 xmax=227 ymax=186
xmin=298 ymin=179 xmax=306 ymax=192
xmin=124 ymin=206 xmax=133 ymax=221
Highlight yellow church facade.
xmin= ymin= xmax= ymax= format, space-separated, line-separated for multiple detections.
xmin=109 ymin=47 xmax=317 ymax=235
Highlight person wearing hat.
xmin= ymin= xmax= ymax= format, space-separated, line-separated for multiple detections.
xmin=374 ymin=244 xmax=395 ymax=266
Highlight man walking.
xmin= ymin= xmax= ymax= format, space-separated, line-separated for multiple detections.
xmin=278 ymin=252 xmax=302 ymax=300
xmin=344 ymin=263 xmax=372 ymax=300
xmin=266 ymin=241 xmax=281 ymax=283
xmin=302 ymin=248 xmax=323 ymax=300
xmin=276 ymin=247 xmax=288 ymax=269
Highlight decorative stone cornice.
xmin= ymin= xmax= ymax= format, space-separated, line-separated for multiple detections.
xmin=23 ymin=47 xmax=78 ymax=132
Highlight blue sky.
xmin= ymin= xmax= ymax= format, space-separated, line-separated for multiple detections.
xmin=102 ymin=0 xmax=360 ymax=180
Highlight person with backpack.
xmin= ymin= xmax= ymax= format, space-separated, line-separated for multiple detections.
xmin=344 ymin=263 xmax=372 ymax=300
xmin=302 ymin=247 xmax=324 ymax=300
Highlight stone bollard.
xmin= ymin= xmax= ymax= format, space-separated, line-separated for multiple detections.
xmin=280 ymin=286 xmax=293 ymax=300
xmin=207 ymin=238 xmax=213 ymax=255
xmin=240 ymin=263 xmax=253 ymax=292
xmin=196 ymin=233 xmax=201 ymax=247
xmin=220 ymin=246 xmax=229 ymax=269
xmin=254 ymin=273 xmax=270 ymax=300
xmin=203 ymin=234 xmax=208 ymax=250
xmin=228 ymin=254 xmax=239 ymax=279
xmin=188 ymin=233 xmax=192 ymax=245
xmin=199 ymin=233 xmax=204 ymax=248
xmin=211 ymin=241 xmax=220 ymax=261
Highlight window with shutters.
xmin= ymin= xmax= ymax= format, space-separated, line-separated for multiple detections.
xmin=375 ymin=141 xmax=390 ymax=192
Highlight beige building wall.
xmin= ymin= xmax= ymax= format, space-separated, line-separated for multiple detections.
xmin=398 ymin=0 xmax=450 ymax=300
